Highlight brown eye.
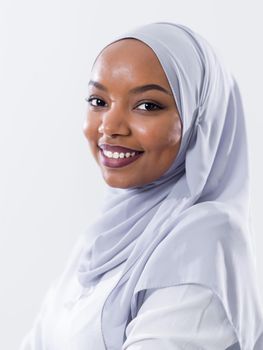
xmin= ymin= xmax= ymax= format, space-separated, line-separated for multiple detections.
xmin=136 ymin=102 xmax=163 ymax=111
xmin=86 ymin=97 xmax=107 ymax=107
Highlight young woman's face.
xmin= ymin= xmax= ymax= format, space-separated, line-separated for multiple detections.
xmin=83 ymin=39 xmax=182 ymax=189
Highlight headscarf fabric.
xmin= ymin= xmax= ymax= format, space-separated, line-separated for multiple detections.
xmin=78 ymin=22 xmax=263 ymax=349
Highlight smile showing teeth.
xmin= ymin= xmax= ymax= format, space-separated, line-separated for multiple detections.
xmin=103 ymin=150 xmax=136 ymax=159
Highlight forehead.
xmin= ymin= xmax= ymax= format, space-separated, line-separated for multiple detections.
xmin=91 ymin=38 xmax=169 ymax=85
xmin=98 ymin=38 xmax=157 ymax=62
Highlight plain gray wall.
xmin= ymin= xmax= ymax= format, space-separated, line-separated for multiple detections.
xmin=1 ymin=0 xmax=262 ymax=348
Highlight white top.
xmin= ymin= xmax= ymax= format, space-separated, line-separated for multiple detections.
xmin=20 ymin=236 xmax=238 ymax=350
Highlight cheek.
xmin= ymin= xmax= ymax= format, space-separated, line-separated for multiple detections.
xmin=137 ymin=117 xmax=182 ymax=152
xmin=165 ymin=118 xmax=182 ymax=146
xmin=83 ymin=114 xmax=99 ymax=145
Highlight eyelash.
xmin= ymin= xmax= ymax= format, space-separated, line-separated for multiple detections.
xmin=85 ymin=97 xmax=164 ymax=112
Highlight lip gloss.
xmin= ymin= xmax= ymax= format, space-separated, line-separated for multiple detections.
xmin=99 ymin=148 xmax=144 ymax=168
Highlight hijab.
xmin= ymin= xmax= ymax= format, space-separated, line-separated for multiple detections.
xmin=78 ymin=22 xmax=263 ymax=349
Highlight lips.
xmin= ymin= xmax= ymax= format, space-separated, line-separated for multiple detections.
xmin=98 ymin=143 xmax=143 ymax=154
xmin=98 ymin=143 xmax=144 ymax=168
xmin=99 ymin=150 xmax=143 ymax=168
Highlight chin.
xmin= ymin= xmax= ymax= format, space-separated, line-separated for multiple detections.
xmin=104 ymin=178 xmax=133 ymax=189
xmin=101 ymin=173 xmax=139 ymax=189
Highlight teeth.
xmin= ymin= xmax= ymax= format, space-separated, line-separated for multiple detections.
xmin=106 ymin=151 xmax=113 ymax=158
xmin=102 ymin=150 xmax=138 ymax=159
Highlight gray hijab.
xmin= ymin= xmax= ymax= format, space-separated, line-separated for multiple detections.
xmin=78 ymin=22 xmax=263 ymax=349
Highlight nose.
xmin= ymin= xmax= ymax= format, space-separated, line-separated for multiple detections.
xmin=99 ymin=106 xmax=131 ymax=137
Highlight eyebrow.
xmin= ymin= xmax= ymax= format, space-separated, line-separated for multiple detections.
xmin=88 ymin=80 xmax=172 ymax=96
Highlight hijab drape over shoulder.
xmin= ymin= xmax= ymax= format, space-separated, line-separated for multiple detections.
xmin=78 ymin=22 xmax=263 ymax=349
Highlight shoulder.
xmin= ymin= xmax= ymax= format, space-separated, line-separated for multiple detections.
xmin=123 ymin=284 xmax=238 ymax=349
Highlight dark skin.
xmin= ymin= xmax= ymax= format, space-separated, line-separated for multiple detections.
xmin=83 ymin=39 xmax=182 ymax=189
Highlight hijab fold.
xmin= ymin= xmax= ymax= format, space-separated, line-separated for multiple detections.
xmin=78 ymin=22 xmax=263 ymax=349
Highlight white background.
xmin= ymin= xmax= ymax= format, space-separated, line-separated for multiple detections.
xmin=1 ymin=0 xmax=263 ymax=348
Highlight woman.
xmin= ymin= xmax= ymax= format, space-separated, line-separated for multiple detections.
xmin=20 ymin=22 xmax=263 ymax=349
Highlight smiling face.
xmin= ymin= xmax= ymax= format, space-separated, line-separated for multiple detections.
xmin=83 ymin=38 xmax=182 ymax=189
